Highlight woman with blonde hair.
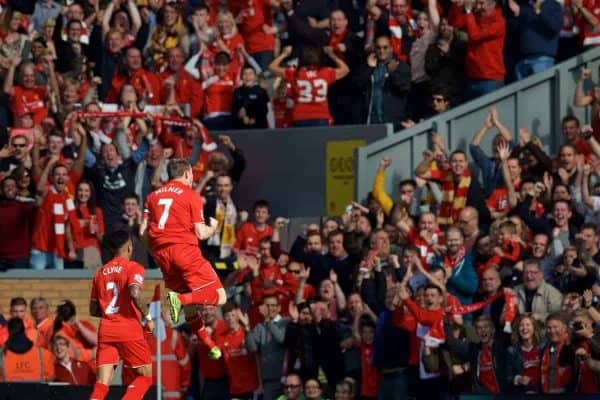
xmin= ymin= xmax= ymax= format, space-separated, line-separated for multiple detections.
xmin=506 ymin=314 xmax=544 ymax=394
xmin=211 ymin=10 xmax=246 ymax=75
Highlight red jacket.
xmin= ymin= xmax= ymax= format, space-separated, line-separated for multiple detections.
xmin=54 ymin=359 xmax=95 ymax=385
xmin=454 ymin=7 xmax=505 ymax=81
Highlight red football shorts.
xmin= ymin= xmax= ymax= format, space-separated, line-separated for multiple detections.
xmin=153 ymin=244 xmax=222 ymax=294
xmin=96 ymin=340 xmax=151 ymax=368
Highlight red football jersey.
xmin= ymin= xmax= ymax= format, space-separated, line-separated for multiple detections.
xmin=90 ymin=256 xmax=145 ymax=342
xmin=203 ymin=74 xmax=235 ymax=117
xmin=359 ymin=342 xmax=381 ymax=397
xmin=284 ymin=67 xmax=337 ymax=122
xmin=11 ymin=85 xmax=48 ymax=124
xmin=144 ymin=180 xmax=204 ymax=248
xmin=233 ymin=222 xmax=273 ymax=252
xmin=216 ymin=328 xmax=259 ymax=394
xmin=238 ymin=0 xmax=275 ymax=54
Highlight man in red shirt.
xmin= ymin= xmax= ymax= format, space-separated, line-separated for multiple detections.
xmin=202 ymin=52 xmax=236 ymax=130
xmin=194 ymin=304 xmax=229 ymax=398
xmin=561 ymin=115 xmax=591 ymax=157
xmin=159 ymin=47 xmax=204 ymax=118
xmin=106 ymin=47 xmax=161 ymax=105
xmin=4 ymin=55 xmax=58 ymax=125
xmin=88 ymin=230 xmax=153 ymax=400
xmin=237 ymin=0 xmax=278 ymax=70
xmin=141 ymin=159 xmax=225 ymax=357
xmin=234 ymin=199 xmax=274 ymax=252
xmin=452 ymin=0 xmax=506 ymax=99
xmin=215 ymin=302 xmax=259 ymax=398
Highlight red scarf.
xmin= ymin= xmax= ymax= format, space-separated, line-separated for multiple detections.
xmin=478 ymin=344 xmax=500 ymax=394
xmin=541 ymin=338 xmax=572 ymax=393
xmin=407 ymin=291 xmax=505 ymax=346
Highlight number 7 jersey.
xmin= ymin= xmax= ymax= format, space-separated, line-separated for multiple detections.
xmin=284 ymin=67 xmax=337 ymax=122
xmin=144 ymin=180 xmax=204 ymax=248
xmin=91 ymin=256 xmax=146 ymax=342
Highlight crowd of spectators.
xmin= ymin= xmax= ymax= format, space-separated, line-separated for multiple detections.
xmin=0 ymin=0 xmax=591 ymax=133
xmin=2 ymin=0 xmax=600 ymax=399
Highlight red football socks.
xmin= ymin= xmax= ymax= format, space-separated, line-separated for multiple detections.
xmin=178 ymin=288 xmax=219 ymax=306
xmin=89 ymin=382 xmax=109 ymax=400
xmin=197 ymin=325 xmax=216 ymax=349
xmin=122 ymin=375 xmax=153 ymax=400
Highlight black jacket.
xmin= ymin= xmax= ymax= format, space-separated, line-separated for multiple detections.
xmin=232 ymin=84 xmax=270 ymax=129
xmin=425 ymin=37 xmax=468 ymax=101
xmin=355 ymin=59 xmax=411 ymax=129
xmin=53 ymin=16 xmax=89 ymax=75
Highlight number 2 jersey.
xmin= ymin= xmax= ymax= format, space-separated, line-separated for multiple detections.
xmin=284 ymin=67 xmax=337 ymax=122
xmin=90 ymin=256 xmax=146 ymax=342
xmin=144 ymin=180 xmax=204 ymax=248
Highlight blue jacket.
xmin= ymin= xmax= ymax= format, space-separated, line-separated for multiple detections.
xmin=446 ymin=251 xmax=479 ymax=306
xmin=518 ymin=0 xmax=563 ymax=58
xmin=469 ymin=143 xmax=507 ymax=196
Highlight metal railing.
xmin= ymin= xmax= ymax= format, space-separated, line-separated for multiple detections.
xmin=356 ymin=47 xmax=600 ymax=202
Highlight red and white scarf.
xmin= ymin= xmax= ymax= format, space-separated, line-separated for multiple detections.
xmin=46 ymin=187 xmax=76 ymax=259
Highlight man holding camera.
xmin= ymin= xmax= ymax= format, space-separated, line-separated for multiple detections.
xmin=561 ymin=309 xmax=600 ymax=393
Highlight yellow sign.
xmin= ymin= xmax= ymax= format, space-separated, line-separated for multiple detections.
xmin=326 ymin=140 xmax=366 ymax=216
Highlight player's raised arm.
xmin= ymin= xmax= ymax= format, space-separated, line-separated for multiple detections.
xmin=194 ymin=217 xmax=219 ymax=241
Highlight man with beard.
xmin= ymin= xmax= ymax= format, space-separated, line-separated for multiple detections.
xmin=0 ymin=176 xmax=36 ymax=270
xmin=554 ymin=144 xmax=579 ymax=186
